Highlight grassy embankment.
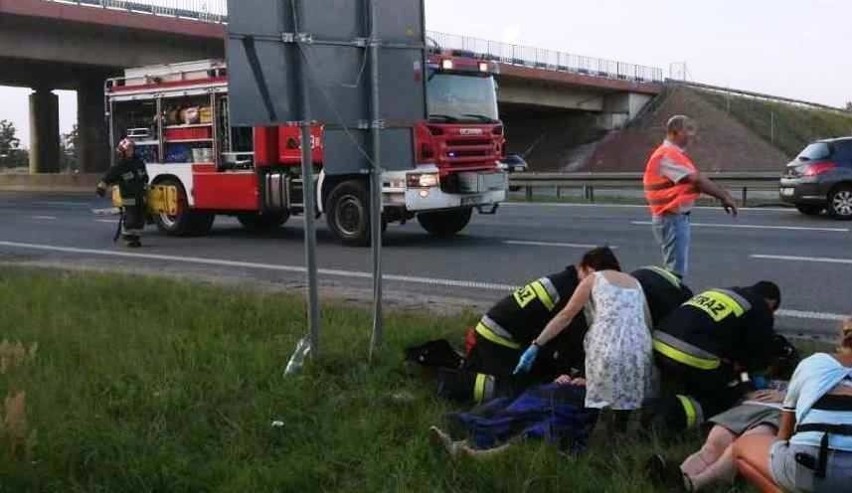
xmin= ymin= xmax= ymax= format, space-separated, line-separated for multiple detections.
xmin=0 ymin=267 xmax=750 ymax=492
xmin=699 ymin=90 xmax=852 ymax=158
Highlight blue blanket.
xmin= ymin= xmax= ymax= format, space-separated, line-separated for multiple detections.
xmin=447 ymin=384 xmax=598 ymax=453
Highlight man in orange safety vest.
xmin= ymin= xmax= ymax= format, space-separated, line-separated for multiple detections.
xmin=643 ymin=115 xmax=738 ymax=278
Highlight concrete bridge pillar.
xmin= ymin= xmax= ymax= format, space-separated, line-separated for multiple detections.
xmin=29 ymin=88 xmax=60 ymax=174
xmin=601 ymin=92 xmax=655 ymax=129
xmin=77 ymin=79 xmax=109 ymax=173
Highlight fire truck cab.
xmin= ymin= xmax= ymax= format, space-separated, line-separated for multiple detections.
xmin=105 ymin=50 xmax=507 ymax=245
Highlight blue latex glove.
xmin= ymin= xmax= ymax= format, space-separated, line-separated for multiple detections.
xmin=752 ymin=375 xmax=768 ymax=390
xmin=513 ymin=344 xmax=540 ymax=375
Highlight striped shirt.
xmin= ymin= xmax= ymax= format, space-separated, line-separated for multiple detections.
xmin=784 ymin=353 xmax=852 ymax=451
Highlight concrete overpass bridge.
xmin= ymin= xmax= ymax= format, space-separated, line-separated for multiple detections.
xmin=0 ymin=0 xmax=664 ymax=172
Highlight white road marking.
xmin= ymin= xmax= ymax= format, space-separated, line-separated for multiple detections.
xmin=36 ymin=201 xmax=89 ymax=208
xmin=32 ymin=216 xmax=57 ymax=220
xmin=0 ymin=240 xmax=844 ymax=324
xmin=631 ymin=221 xmax=848 ymax=233
xmin=96 ymin=219 xmax=118 ymax=224
xmin=777 ymin=309 xmax=848 ymax=322
xmin=0 ymin=240 xmax=516 ymax=291
xmin=503 ymin=240 xmax=615 ymax=249
xmin=751 ymin=254 xmax=852 ymax=265
xmin=505 ymin=202 xmax=792 ymax=213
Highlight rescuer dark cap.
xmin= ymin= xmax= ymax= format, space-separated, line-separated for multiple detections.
xmin=751 ymin=281 xmax=781 ymax=308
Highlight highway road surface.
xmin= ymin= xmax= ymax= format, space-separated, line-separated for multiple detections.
xmin=0 ymin=192 xmax=848 ymax=340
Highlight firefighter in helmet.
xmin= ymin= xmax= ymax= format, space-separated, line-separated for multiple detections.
xmin=96 ymin=138 xmax=149 ymax=248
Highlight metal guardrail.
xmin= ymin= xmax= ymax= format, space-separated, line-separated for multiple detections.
xmin=509 ymin=172 xmax=781 ymax=206
xmin=39 ymin=1 xmax=664 ymax=83
xmin=2 ymin=172 xmax=781 ymax=203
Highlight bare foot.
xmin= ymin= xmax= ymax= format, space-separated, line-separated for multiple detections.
xmin=429 ymin=426 xmax=461 ymax=458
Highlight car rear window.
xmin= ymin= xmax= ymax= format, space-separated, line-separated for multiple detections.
xmin=797 ymin=142 xmax=832 ymax=161
xmin=833 ymin=141 xmax=852 ymax=163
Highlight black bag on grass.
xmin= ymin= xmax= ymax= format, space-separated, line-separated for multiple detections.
xmin=404 ymin=339 xmax=464 ymax=369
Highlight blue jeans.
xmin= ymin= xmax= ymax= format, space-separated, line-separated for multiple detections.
xmin=652 ymin=213 xmax=691 ymax=278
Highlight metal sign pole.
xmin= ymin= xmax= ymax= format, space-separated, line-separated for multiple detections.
xmin=368 ymin=0 xmax=383 ymax=360
xmin=297 ymin=2 xmax=321 ymax=357
xmin=228 ymin=0 xmax=426 ymax=362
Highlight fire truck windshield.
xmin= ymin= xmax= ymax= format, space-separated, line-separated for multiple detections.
xmin=427 ymin=73 xmax=498 ymax=124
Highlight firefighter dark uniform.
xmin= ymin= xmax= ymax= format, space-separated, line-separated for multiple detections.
xmin=97 ymin=143 xmax=149 ymax=247
xmin=630 ymin=266 xmax=693 ymax=328
xmin=434 ymin=267 xmax=587 ymax=405
xmin=652 ymin=286 xmax=777 ymax=429
xmin=464 ymin=267 xmax=587 ymax=380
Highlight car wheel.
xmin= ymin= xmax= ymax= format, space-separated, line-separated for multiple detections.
xmin=326 ymin=179 xmax=371 ymax=246
xmin=795 ymin=204 xmax=824 ymax=216
xmin=828 ymin=185 xmax=852 ymax=220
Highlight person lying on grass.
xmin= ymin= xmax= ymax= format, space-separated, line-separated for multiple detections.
xmin=429 ymin=375 xmax=598 ymax=459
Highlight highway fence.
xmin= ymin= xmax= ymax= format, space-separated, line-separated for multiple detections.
xmin=428 ymin=32 xmax=665 ymax=83
xmin=42 ymin=0 xmax=228 ymax=22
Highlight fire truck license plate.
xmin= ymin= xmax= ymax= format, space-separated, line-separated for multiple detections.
xmin=462 ymin=195 xmax=483 ymax=206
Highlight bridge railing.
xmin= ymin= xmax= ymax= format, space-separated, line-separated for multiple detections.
xmin=43 ymin=0 xmax=227 ymax=23
xmin=428 ymin=32 xmax=665 ymax=83
xmin=40 ymin=1 xmax=664 ymax=83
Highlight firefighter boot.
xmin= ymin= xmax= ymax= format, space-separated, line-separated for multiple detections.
xmin=124 ymin=235 xmax=142 ymax=248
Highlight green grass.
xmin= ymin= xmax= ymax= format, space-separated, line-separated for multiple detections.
xmin=0 ymin=267 xmax=740 ymax=492
xmin=699 ymin=89 xmax=852 ymax=158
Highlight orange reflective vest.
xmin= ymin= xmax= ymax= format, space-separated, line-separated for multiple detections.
xmin=643 ymin=142 xmax=700 ymax=216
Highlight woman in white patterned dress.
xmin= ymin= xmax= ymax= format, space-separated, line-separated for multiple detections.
xmin=514 ymin=247 xmax=654 ymax=416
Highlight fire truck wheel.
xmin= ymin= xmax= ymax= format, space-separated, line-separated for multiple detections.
xmin=153 ymin=178 xmax=214 ymax=237
xmin=237 ymin=212 xmax=290 ymax=232
xmin=326 ymin=180 xmax=372 ymax=246
xmin=417 ymin=208 xmax=473 ymax=238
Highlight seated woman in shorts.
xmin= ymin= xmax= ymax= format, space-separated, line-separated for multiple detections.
xmin=648 ymin=390 xmax=785 ymax=491
xmin=647 ymin=335 xmax=801 ymax=491
xmin=733 ymin=319 xmax=852 ymax=492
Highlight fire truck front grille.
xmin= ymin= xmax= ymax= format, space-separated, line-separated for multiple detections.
xmin=443 ymin=138 xmax=495 ymax=165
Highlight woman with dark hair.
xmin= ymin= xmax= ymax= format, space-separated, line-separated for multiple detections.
xmin=514 ymin=247 xmax=654 ymax=422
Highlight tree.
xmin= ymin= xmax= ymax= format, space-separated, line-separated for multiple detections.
xmin=5 ymin=149 xmax=29 ymax=169
xmin=0 ymin=120 xmax=21 ymax=156
xmin=846 ymin=101 xmax=852 ymax=113
xmin=0 ymin=120 xmax=24 ymax=169
xmin=60 ymin=125 xmax=80 ymax=172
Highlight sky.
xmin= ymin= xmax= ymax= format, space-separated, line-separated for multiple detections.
xmin=2 ymin=0 xmax=850 ymax=147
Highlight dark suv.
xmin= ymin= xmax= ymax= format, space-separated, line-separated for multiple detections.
xmin=780 ymin=137 xmax=852 ymax=218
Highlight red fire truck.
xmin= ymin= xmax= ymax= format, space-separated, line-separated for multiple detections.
xmin=105 ymin=50 xmax=508 ymax=245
